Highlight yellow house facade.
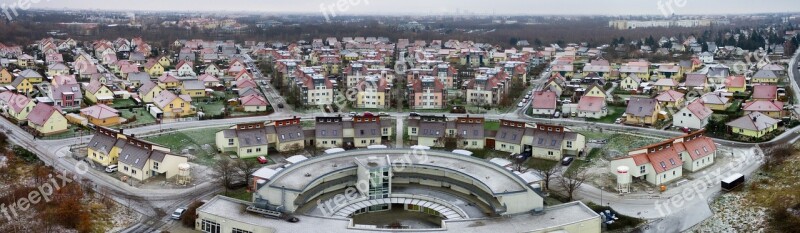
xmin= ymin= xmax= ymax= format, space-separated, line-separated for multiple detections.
xmin=27 ymin=103 xmax=68 ymax=136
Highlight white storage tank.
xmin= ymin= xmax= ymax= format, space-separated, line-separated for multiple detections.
xmin=616 ymin=166 xmax=631 ymax=193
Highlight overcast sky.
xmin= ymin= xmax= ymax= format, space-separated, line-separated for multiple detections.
xmin=24 ymin=0 xmax=800 ymax=15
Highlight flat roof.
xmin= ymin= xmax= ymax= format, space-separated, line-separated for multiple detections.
xmin=199 ymin=196 xmax=599 ymax=233
xmin=268 ymin=149 xmax=529 ymax=194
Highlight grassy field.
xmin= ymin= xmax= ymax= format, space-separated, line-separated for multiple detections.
xmin=223 ymin=188 xmax=252 ymax=201
xmin=143 ymin=126 xmax=228 ymax=165
xmin=195 ymin=99 xmax=226 ymax=116
xmin=566 ymin=148 xmax=601 ymax=174
xmin=586 ymin=106 xmax=626 ymax=124
xmin=119 ymin=108 xmax=156 ymax=125
xmin=111 ymin=98 xmax=138 ymax=108
xmin=576 ymin=131 xmax=662 ymax=158
xmin=484 ymin=120 xmax=500 ymax=130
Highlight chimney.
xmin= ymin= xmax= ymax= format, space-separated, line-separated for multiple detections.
xmin=119 ymin=128 xmax=124 ymax=135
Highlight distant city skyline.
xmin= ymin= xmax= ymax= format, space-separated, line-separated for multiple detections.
xmin=24 ymin=0 xmax=800 ymax=16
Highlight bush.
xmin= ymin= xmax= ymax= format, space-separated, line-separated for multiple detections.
xmin=12 ymin=145 xmax=39 ymax=162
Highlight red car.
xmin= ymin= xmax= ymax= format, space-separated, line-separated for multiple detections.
xmin=257 ymin=156 xmax=268 ymax=164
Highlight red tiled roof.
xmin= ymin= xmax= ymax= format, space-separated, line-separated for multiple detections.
xmin=724 ymin=75 xmax=745 ymax=88
xmin=577 ymin=96 xmax=606 ymax=112
xmin=28 ymin=102 xmax=60 ymax=126
xmin=752 ymin=85 xmax=777 ymax=100
xmin=655 ymin=90 xmax=685 ymax=102
xmin=685 ymin=99 xmax=713 ymax=120
xmin=742 ymin=100 xmax=783 ymax=112
xmin=682 ymin=137 xmax=716 ymax=161
xmin=531 ymin=91 xmax=557 ymax=110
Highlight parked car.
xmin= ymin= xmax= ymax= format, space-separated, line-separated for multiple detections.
xmin=553 ymin=111 xmax=561 ymax=118
xmin=571 ymin=112 xmax=577 ymax=117
xmin=517 ymin=102 xmax=525 ymax=108
xmin=363 ymin=111 xmax=374 ymax=117
xmin=450 ymin=106 xmax=466 ymax=114
xmin=257 ymin=156 xmax=268 ymax=164
xmin=277 ymin=103 xmax=284 ymax=108
xmin=171 ymin=208 xmax=187 ymax=220
xmin=349 ymin=112 xmax=358 ymax=117
xmin=614 ymin=118 xmax=623 ymax=124
xmin=561 ymin=157 xmax=574 ymax=166
xmin=409 ymin=112 xmax=420 ymax=117
xmin=378 ymin=112 xmax=389 ymax=116
xmin=105 ymin=165 xmax=118 ymax=173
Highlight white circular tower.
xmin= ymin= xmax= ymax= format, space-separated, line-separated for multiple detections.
xmin=177 ymin=163 xmax=191 ymax=185
xmin=616 ymin=166 xmax=631 ymax=193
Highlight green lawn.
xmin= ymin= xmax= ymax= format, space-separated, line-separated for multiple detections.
xmin=223 ymin=188 xmax=252 ymax=201
xmin=143 ymin=126 xmax=228 ymax=165
xmin=724 ymin=99 xmax=742 ymax=113
xmin=119 ymin=108 xmax=156 ymax=126
xmin=111 ymin=98 xmax=138 ymax=108
xmin=484 ymin=121 xmax=500 ymax=130
xmin=195 ymin=100 xmax=226 ymax=116
xmin=586 ymin=106 xmax=626 ymax=124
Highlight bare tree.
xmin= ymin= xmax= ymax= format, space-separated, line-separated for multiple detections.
xmin=534 ymin=164 xmax=561 ymax=192
xmin=559 ymin=169 xmax=589 ymax=202
xmin=235 ymin=159 xmax=260 ymax=188
xmin=212 ymin=157 xmax=237 ymax=195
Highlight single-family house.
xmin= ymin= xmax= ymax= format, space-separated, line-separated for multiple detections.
xmin=239 ymin=94 xmax=269 ymax=112
xmin=742 ymin=100 xmax=783 ymax=118
xmin=152 ymin=90 xmax=195 ymax=118
xmin=724 ymin=75 xmax=746 ymax=93
xmin=727 ymin=112 xmax=779 ymax=138
xmin=27 ymin=102 xmax=68 ymax=136
xmin=752 ymin=85 xmax=778 ymax=101
xmin=655 ymin=90 xmax=685 ymax=109
xmin=751 ymin=70 xmax=779 ymax=84
xmin=80 ymin=104 xmax=121 ymax=126
xmin=673 ymin=99 xmax=713 ymax=129
xmin=530 ymin=91 xmax=557 ymax=116
xmin=180 ymin=80 xmax=207 ymax=98
xmin=626 ymin=98 xmax=661 ymax=125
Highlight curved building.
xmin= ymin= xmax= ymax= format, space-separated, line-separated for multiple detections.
xmin=196 ymin=149 xmax=601 ymax=233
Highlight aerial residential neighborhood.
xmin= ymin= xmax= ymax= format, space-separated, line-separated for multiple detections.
xmin=0 ymin=1 xmax=800 ymax=233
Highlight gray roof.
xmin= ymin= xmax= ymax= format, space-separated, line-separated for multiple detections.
xmin=182 ymin=80 xmax=205 ymax=90
xmin=238 ymin=128 xmax=268 ymax=147
xmin=626 ymin=97 xmax=659 ymax=117
xmin=316 ymin=117 xmax=343 ymax=138
xmin=726 ymin=112 xmax=779 ymax=131
xmin=530 ymin=130 xmax=566 ymax=150
xmin=87 ymin=133 xmax=117 ymax=154
xmin=456 ymin=122 xmax=484 ymax=139
xmin=496 ymin=125 xmax=525 ymax=144
xmin=276 ymin=124 xmax=304 ymax=142
xmin=118 ymin=143 xmax=151 ymax=170
xmin=753 ymin=69 xmax=777 ymax=79
xmin=221 ymin=129 xmax=236 ymax=138
xmin=127 ymin=72 xmax=151 ymax=83
xmin=418 ymin=121 xmax=446 ymax=137
xmin=19 ymin=69 xmax=42 ymax=78
xmin=139 ymin=80 xmax=159 ymax=96
xmin=354 ymin=120 xmax=381 ymax=138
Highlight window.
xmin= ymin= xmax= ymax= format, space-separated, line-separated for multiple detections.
xmin=132 ymin=170 xmax=137 ymax=174
xmin=566 ymin=141 xmax=572 ymax=148
xmin=201 ymin=219 xmax=220 ymax=233
xmin=228 ymin=139 xmax=234 ymax=145
xmin=640 ymin=165 xmax=645 ymax=173
xmin=232 ymin=229 xmax=252 ymax=233
xmin=548 ymin=151 xmax=554 ymax=156
xmin=256 ymin=148 xmax=261 ymax=152
xmin=321 ymin=130 xmax=326 ymax=136
xmin=669 ymin=158 xmax=675 ymax=165
xmin=247 ymin=149 xmax=252 ymax=153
